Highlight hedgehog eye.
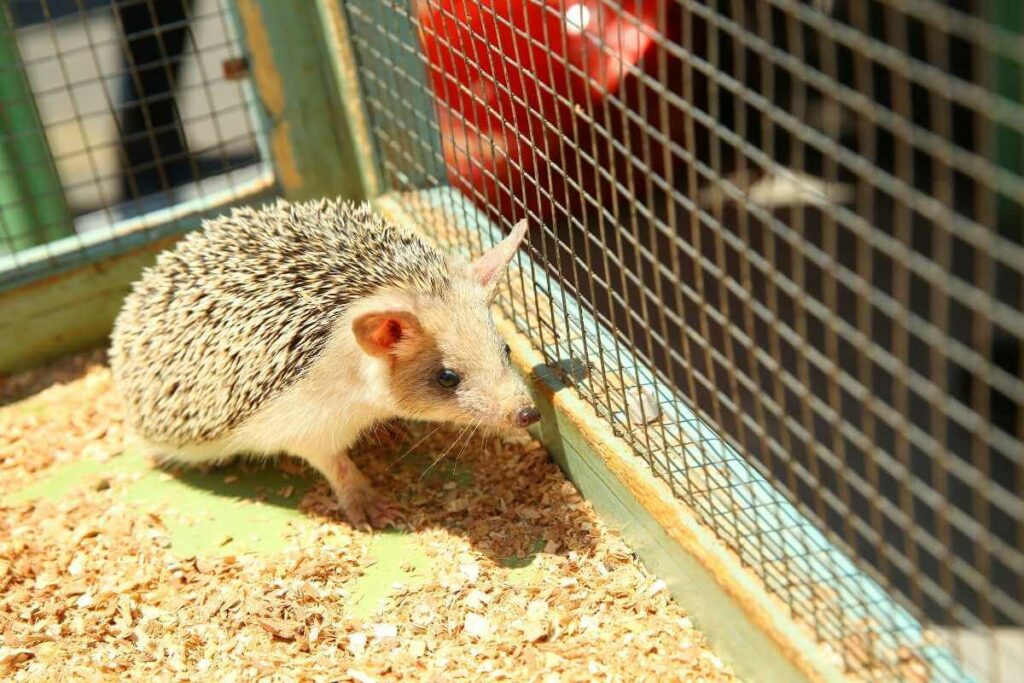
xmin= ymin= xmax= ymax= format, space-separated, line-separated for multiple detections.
xmin=437 ymin=368 xmax=461 ymax=389
xmin=503 ymin=344 xmax=511 ymax=363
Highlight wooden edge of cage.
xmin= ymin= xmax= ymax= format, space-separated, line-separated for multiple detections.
xmin=314 ymin=0 xmax=382 ymax=200
xmin=230 ymin=0 xmax=368 ymax=204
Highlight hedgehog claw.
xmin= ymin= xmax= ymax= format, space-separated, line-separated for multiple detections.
xmin=365 ymin=495 xmax=403 ymax=529
xmin=338 ymin=486 xmax=402 ymax=530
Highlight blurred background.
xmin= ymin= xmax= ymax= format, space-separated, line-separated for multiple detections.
xmin=2 ymin=0 xmax=262 ymax=243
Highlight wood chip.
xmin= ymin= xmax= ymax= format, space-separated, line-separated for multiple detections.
xmin=346 ymin=668 xmax=376 ymax=683
xmin=463 ymin=613 xmax=491 ymax=639
xmin=372 ymin=623 xmax=397 ymax=639
xmin=347 ymin=633 xmax=367 ymax=656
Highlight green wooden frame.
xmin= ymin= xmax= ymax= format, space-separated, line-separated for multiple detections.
xmin=232 ymin=0 xmax=369 ymax=203
xmin=0 ymin=176 xmax=275 ymax=372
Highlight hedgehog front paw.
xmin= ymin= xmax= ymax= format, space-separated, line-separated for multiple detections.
xmin=337 ymin=484 xmax=402 ymax=529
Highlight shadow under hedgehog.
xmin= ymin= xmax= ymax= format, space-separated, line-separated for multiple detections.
xmin=109 ymin=199 xmax=540 ymax=527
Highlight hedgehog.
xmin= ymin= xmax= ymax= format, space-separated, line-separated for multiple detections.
xmin=109 ymin=199 xmax=539 ymax=526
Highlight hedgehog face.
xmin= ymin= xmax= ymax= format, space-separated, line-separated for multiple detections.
xmin=403 ymin=295 xmax=536 ymax=430
xmin=350 ymin=220 xmax=539 ymax=431
xmin=353 ymin=292 xmax=538 ymax=431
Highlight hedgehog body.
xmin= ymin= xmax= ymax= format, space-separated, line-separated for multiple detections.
xmin=109 ymin=199 xmax=536 ymax=525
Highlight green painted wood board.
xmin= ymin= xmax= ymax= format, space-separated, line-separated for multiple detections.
xmin=231 ymin=0 xmax=368 ymax=203
xmin=315 ymin=0 xmax=383 ymax=199
xmin=0 ymin=237 xmax=176 ymax=373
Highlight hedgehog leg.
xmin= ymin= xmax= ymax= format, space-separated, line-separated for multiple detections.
xmin=304 ymin=450 xmax=402 ymax=529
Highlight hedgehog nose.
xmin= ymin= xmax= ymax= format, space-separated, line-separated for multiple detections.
xmin=516 ymin=406 xmax=541 ymax=428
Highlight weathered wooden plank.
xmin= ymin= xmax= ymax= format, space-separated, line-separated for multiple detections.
xmin=232 ymin=0 xmax=368 ymax=203
xmin=315 ymin=0 xmax=382 ymax=199
xmin=0 ymin=233 xmax=177 ymax=373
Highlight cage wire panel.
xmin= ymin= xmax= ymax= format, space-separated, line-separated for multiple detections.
xmin=341 ymin=0 xmax=1024 ymax=680
xmin=0 ymin=0 xmax=269 ymax=282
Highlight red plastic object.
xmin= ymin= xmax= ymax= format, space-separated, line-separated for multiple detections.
xmin=417 ymin=0 xmax=657 ymax=221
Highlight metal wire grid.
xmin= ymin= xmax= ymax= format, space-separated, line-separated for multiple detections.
xmin=0 ymin=0 xmax=267 ymax=268
xmin=342 ymin=0 xmax=1023 ymax=680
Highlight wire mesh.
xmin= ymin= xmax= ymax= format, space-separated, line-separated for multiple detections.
xmin=341 ymin=0 xmax=1024 ymax=680
xmin=0 ymin=0 xmax=268 ymax=274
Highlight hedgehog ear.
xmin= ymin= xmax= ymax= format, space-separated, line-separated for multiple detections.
xmin=352 ymin=310 xmax=421 ymax=357
xmin=471 ymin=219 xmax=529 ymax=298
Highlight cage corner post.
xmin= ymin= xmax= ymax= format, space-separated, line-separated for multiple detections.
xmin=231 ymin=0 xmax=368 ymax=204
xmin=314 ymin=0 xmax=382 ymax=201
xmin=0 ymin=6 xmax=74 ymax=253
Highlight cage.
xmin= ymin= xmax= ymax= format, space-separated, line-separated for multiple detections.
xmin=1 ymin=1 xmax=1021 ymax=681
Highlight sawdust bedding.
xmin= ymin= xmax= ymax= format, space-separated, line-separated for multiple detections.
xmin=0 ymin=350 xmax=737 ymax=682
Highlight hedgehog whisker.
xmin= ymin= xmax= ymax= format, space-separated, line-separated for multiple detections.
xmin=420 ymin=421 xmax=472 ymax=481
xmin=451 ymin=419 xmax=480 ymax=477
xmin=389 ymin=420 xmax=445 ymax=470
xmin=423 ymin=423 xmax=471 ymax=479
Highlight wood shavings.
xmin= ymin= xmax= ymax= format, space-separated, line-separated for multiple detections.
xmin=347 ymin=632 xmax=368 ymax=656
xmin=346 ymin=668 xmax=377 ymax=683
xmin=463 ymin=612 xmax=491 ymax=639
xmin=0 ymin=351 xmax=738 ymax=681
xmin=371 ymin=623 xmax=397 ymax=639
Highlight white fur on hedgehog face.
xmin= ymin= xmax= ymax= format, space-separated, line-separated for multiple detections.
xmin=385 ymin=289 xmax=534 ymax=430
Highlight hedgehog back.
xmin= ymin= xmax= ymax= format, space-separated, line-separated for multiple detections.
xmin=109 ymin=200 xmax=451 ymax=445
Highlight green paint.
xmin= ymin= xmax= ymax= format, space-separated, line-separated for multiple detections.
xmin=0 ymin=280 xmax=132 ymax=374
xmin=3 ymin=445 xmax=456 ymax=615
xmin=4 ymin=449 xmax=315 ymax=557
xmin=500 ymin=538 xmax=546 ymax=587
xmin=121 ymin=457 xmax=314 ymax=557
xmin=3 ymin=395 xmax=51 ymax=416
xmin=501 ymin=537 xmax=545 ymax=570
xmin=347 ymin=531 xmax=433 ymax=619
xmin=314 ymin=0 xmax=381 ymax=199
xmin=2 ymin=457 xmax=114 ymax=506
xmin=0 ymin=9 xmax=74 ymax=252
xmin=0 ymin=244 xmax=165 ymax=373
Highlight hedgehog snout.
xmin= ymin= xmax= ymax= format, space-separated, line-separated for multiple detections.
xmin=514 ymin=405 xmax=541 ymax=428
